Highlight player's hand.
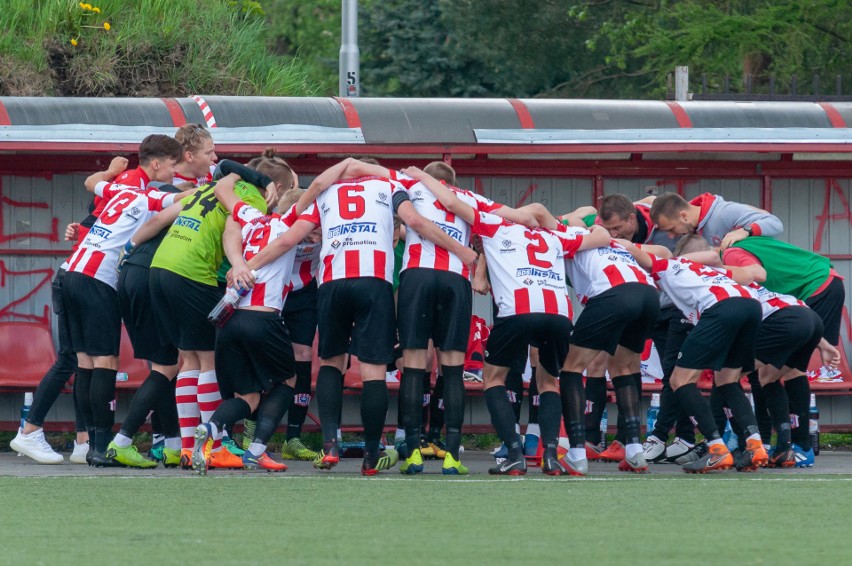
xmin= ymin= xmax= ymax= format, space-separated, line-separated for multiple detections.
xmin=229 ymin=262 xmax=256 ymax=291
xmin=264 ymin=184 xmax=279 ymax=210
xmin=720 ymin=228 xmax=749 ymax=250
xmin=65 ymin=222 xmax=80 ymax=241
xmin=458 ymin=247 xmax=478 ymax=270
xmin=820 ymin=343 xmax=841 ymax=369
xmin=472 ymin=276 xmax=490 ymax=295
xmin=401 ymin=166 xmax=426 ymax=180
xmin=107 ymin=156 xmax=129 ymax=177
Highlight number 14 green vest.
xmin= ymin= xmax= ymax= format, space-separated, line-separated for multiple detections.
xmin=151 ymin=180 xmax=267 ymax=286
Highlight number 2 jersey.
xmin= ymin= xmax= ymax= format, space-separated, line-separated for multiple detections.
xmin=232 ymin=201 xmax=299 ymax=311
xmin=647 ymin=255 xmax=759 ymax=324
xmin=300 ymin=176 xmax=404 ymax=285
xmin=151 ymin=179 xmax=267 ymax=286
xmin=67 ymin=182 xmax=178 ymax=289
xmin=473 ymin=211 xmax=583 ymax=319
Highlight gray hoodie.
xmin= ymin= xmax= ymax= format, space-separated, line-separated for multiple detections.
xmin=692 ymin=193 xmax=783 ymax=246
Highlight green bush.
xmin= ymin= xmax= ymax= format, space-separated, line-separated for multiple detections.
xmin=0 ymin=0 xmax=324 ymax=96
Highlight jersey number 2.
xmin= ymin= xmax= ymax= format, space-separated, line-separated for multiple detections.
xmin=524 ymin=231 xmax=552 ymax=269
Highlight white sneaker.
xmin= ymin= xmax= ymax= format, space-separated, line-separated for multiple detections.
xmin=560 ymin=454 xmax=589 ymax=476
xmin=69 ymin=440 xmax=89 ymax=464
xmin=665 ymin=437 xmax=700 ymax=465
xmin=643 ymin=435 xmax=667 ymax=463
xmin=10 ymin=428 xmax=64 ymax=464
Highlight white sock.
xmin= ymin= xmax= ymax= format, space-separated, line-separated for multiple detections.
xmin=112 ymin=433 xmax=133 ymax=448
xmin=568 ymin=447 xmax=586 ymax=461
xmin=152 ymin=434 xmax=166 ymax=445
xmin=248 ymin=442 xmax=266 ymax=457
xmin=394 ymin=428 xmax=405 ymax=442
xmin=165 ymin=437 xmax=181 ymax=451
xmin=525 ymin=423 xmax=541 ymax=437
xmin=708 ymin=438 xmax=724 ymax=447
xmin=625 ymin=442 xmax=643 ymax=459
xmin=747 ymin=433 xmax=761 ymax=443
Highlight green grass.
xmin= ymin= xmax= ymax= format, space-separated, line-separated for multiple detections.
xmin=1 ymin=474 xmax=851 ymax=564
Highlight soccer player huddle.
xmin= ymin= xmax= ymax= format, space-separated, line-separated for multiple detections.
xmin=10 ymin=125 xmax=845 ymax=476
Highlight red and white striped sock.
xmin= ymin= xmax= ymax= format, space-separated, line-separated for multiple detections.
xmin=198 ymin=370 xmax=223 ymax=452
xmin=176 ymin=370 xmax=200 ymax=450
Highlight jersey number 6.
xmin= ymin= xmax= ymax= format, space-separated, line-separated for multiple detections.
xmin=338 ymin=185 xmax=366 ymax=219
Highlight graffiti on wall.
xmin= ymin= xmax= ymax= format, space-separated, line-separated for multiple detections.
xmin=814 ymin=178 xmax=852 ymax=252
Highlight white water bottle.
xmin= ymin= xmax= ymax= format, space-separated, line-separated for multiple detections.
xmin=18 ymin=392 xmax=33 ymax=457
xmin=600 ymin=407 xmax=608 ymax=448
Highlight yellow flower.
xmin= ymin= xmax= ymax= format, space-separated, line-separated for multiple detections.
xmin=79 ymin=2 xmax=86 ymax=8
xmin=103 ymin=22 xmax=111 ymax=30
xmin=92 ymin=6 xmax=100 ymax=13
xmin=81 ymin=3 xmax=92 ymax=10
xmin=71 ymin=38 xmax=78 ymax=46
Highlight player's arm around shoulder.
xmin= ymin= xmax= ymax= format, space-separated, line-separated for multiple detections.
xmin=401 ymin=166 xmax=476 ymax=225
xmin=614 ymin=238 xmax=655 ymax=272
xmin=84 ymin=156 xmax=129 ymax=192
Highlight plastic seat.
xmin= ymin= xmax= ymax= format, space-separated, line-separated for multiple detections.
xmin=0 ymin=321 xmax=57 ymax=388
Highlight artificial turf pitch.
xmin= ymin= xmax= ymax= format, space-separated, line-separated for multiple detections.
xmin=2 ymin=474 xmax=851 ymax=565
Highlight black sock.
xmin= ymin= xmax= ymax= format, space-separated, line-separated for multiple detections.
xmin=674 ymin=383 xmax=721 ymax=441
xmin=90 ymin=368 xmax=117 ymax=432
xmin=286 ymin=360 xmax=312 ymax=440
xmin=441 ymin=365 xmax=464 ymax=460
xmin=717 ymin=382 xmax=759 ymax=439
xmin=154 ymin=378 xmax=180 ymax=438
xmin=709 ymin=386 xmax=729 ymax=437
xmin=484 ymin=386 xmax=522 ymax=460
xmin=785 ymin=375 xmax=811 ymax=450
xmin=400 ymin=367 xmax=427 ymax=455
xmin=615 ymin=410 xmax=627 ymax=444
xmin=584 ymin=376 xmax=606 ymax=444
xmin=538 ymin=391 xmax=561 ymax=454
xmin=762 ymin=380 xmax=792 ymax=450
xmin=559 ymin=371 xmax=585 ymax=448
xmin=747 ymin=371 xmax=773 ymax=445
xmin=74 ymin=368 xmax=94 ymax=431
xmin=316 ymin=366 xmax=344 ymax=446
xmin=505 ymin=369 xmax=524 ymax=424
xmin=361 ymin=380 xmax=388 ymax=459
xmin=528 ymin=367 xmax=539 ymax=424
xmin=428 ymin=372 xmax=445 ymax=441
xmin=120 ymin=371 xmax=170 ymax=438
xmin=210 ymin=397 xmax=252 ymax=433
xmin=255 ymin=383 xmax=295 ymax=446
xmin=612 ymin=374 xmax=641 ymax=446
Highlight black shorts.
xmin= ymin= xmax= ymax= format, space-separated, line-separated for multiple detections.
xmin=677 ymin=298 xmax=762 ymax=371
xmin=62 ymin=271 xmax=121 ymax=357
xmin=317 ymin=277 xmax=396 ymax=365
xmin=397 ymin=268 xmax=472 ymax=353
xmin=149 ymin=268 xmax=221 ymax=352
xmin=647 ymin=304 xmax=694 ymax=381
xmin=756 ymin=307 xmax=824 ymax=372
xmin=805 ymin=276 xmax=845 ymax=346
xmin=215 ymin=310 xmax=295 ymax=396
xmin=485 ymin=313 xmax=571 ymax=377
xmin=283 ymin=278 xmax=318 ymax=347
xmin=571 ymin=283 xmax=660 ymax=355
xmin=118 ymin=264 xmax=179 ymax=366
xmin=52 ymin=268 xmax=74 ymax=357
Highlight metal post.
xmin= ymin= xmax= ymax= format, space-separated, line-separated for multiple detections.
xmin=675 ymin=66 xmax=689 ymax=101
xmin=339 ymin=0 xmax=359 ymax=97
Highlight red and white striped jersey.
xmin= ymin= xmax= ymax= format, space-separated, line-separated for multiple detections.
xmin=233 ymin=201 xmax=298 ymax=311
xmin=173 ymin=167 xmax=213 ymax=187
xmin=67 ymin=182 xmax=177 ymax=289
xmin=301 ymin=176 xmax=402 ymax=285
xmin=276 ymin=204 xmax=321 ymax=292
xmin=748 ymin=283 xmax=806 ymax=320
xmin=390 ymin=172 xmax=477 ymax=278
xmin=473 ymin=211 xmax=580 ymax=319
xmin=557 ymin=225 xmax=655 ymax=303
xmin=648 ymin=255 xmax=759 ymax=324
